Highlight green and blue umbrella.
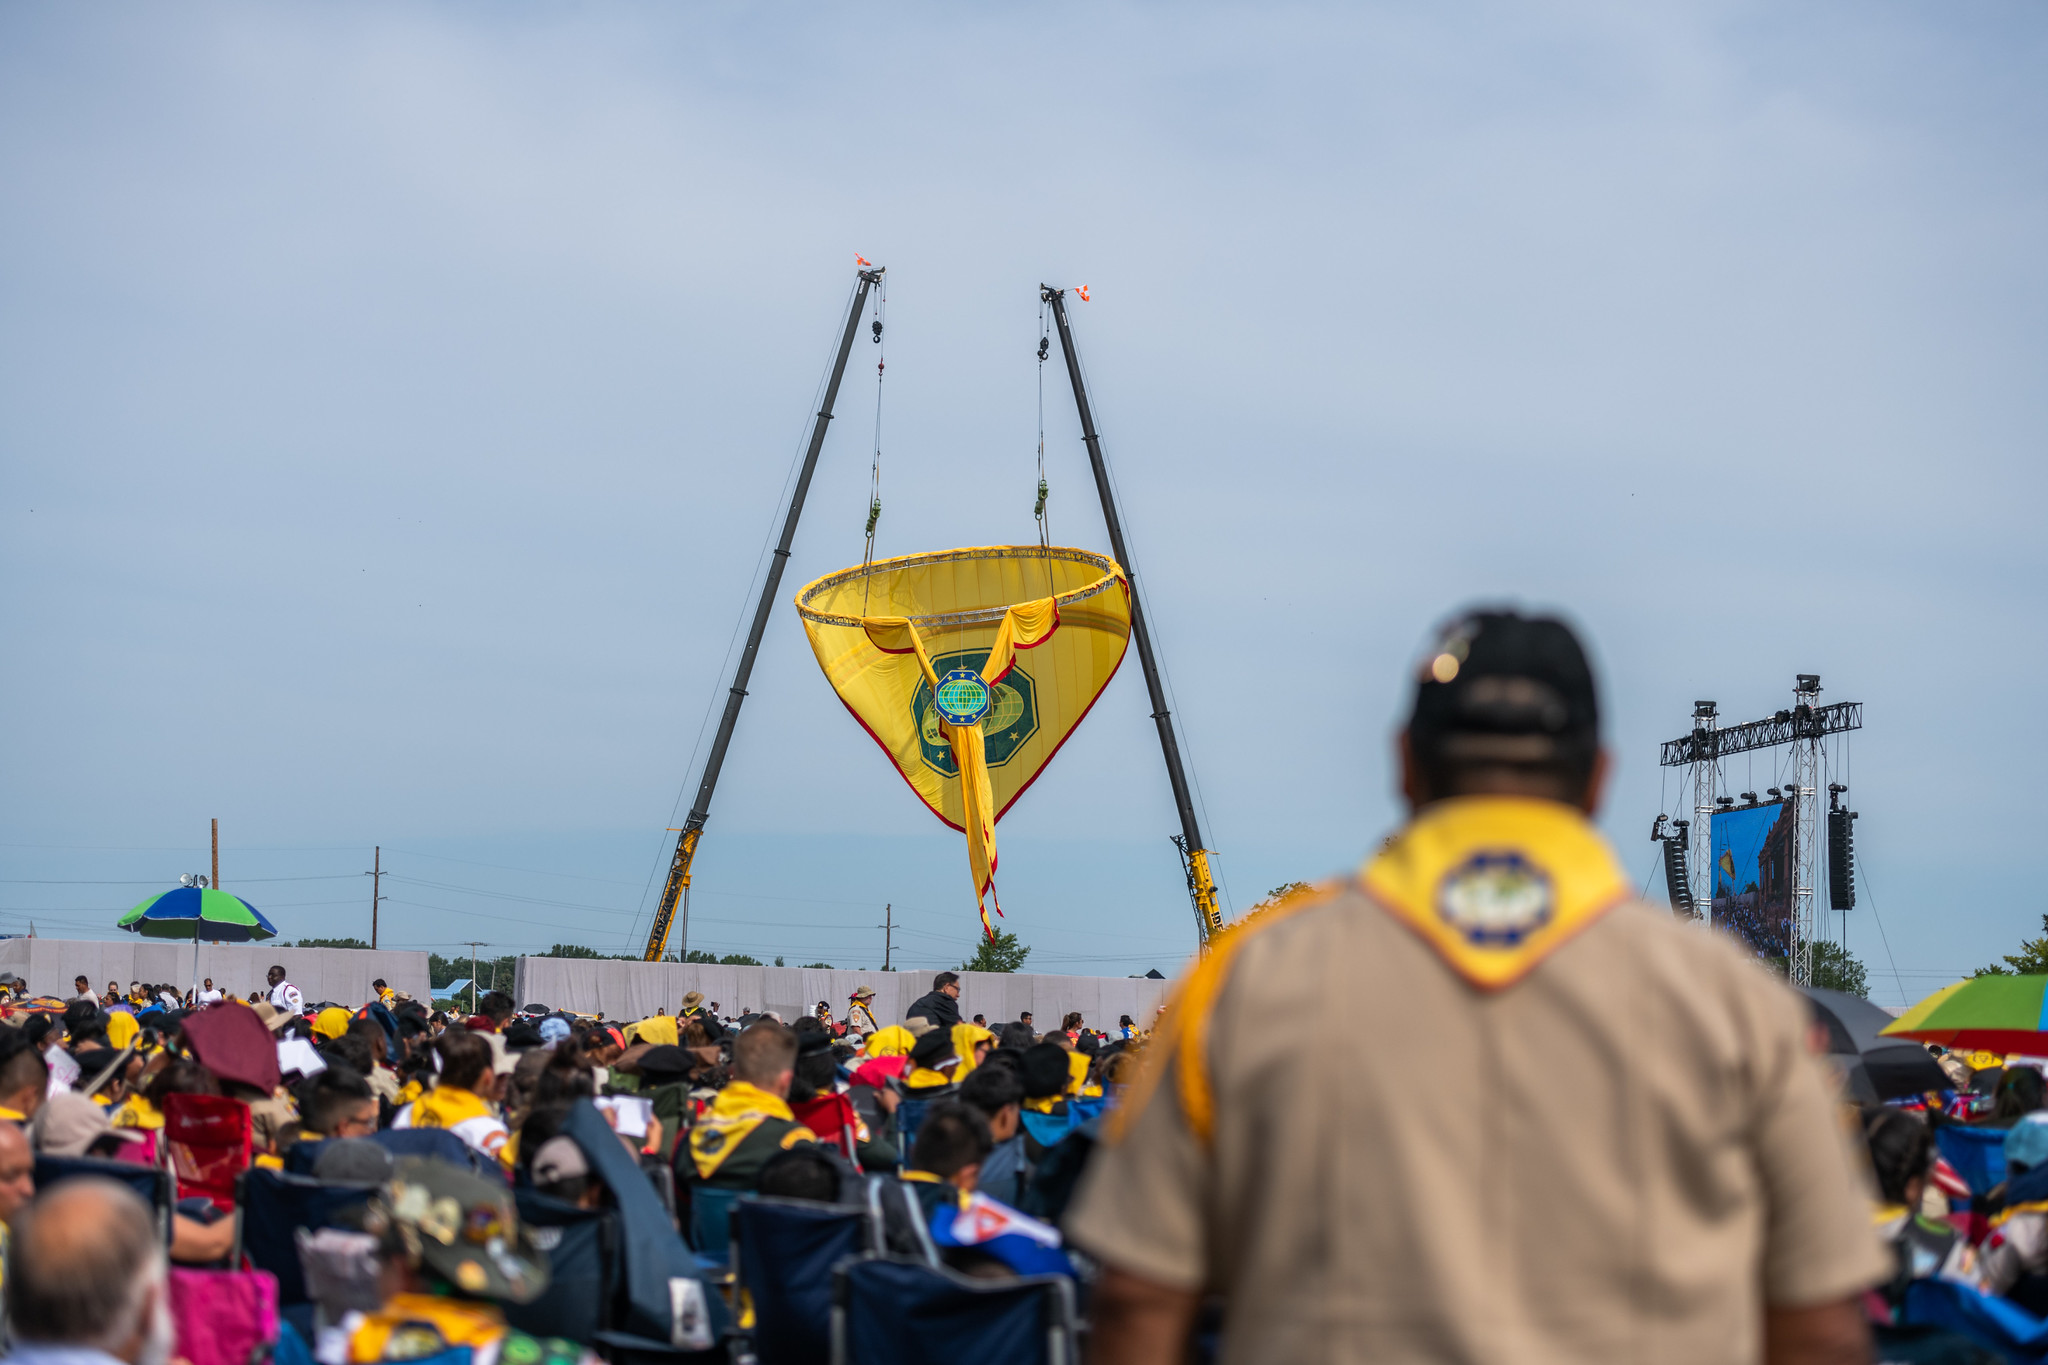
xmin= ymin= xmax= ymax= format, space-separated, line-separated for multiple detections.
xmin=119 ymin=886 xmax=277 ymax=999
xmin=119 ymin=886 xmax=277 ymax=942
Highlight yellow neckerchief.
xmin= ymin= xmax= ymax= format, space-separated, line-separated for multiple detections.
xmin=347 ymin=1291 xmax=505 ymax=1363
xmin=112 ymin=1093 xmax=163 ymax=1130
xmin=1023 ymin=1095 xmax=1062 ymax=1114
xmin=1360 ymin=796 xmax=1628 ymax=991
xmin=1992 ymin=1200 xmax=2048 ymax=1230
xmin=850 ymin=1002 xmax=878 ymax=1032
xmin=864 ymin=1026 xmax=917 ymax=1059
xmin=105 ymin=1012 xmax=140 ymax=1051
xmin=1064 ymin=1049 xmax=1090 ymax=1096
xmin=408 ymin=1085 xmax=496 ymax=1130
xmin=0 ymin=1106 xmax=25 ymax=1124
xmin=689 ymin=1081 xmax=814 ymax=1179
xmin=628 ymin=1016 xmax=679 ymax=1048
xmin=950 ymin=1025 xmax=993 ymax=1078
xmin=396 ymin=1078 xmax=425 ymax=1107
xmin=1873 ymin=1202 xmax=1910 ymax=1229
xmin=900 ymin=1168 xmax=967 ymax=1208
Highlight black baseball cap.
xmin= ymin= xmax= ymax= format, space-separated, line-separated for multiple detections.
xmin=1406 ymin=609 xmax=1599 ymax=766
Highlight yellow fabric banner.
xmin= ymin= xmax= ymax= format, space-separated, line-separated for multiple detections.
xmin=797 ymin=546 xmax=1132 ymax=937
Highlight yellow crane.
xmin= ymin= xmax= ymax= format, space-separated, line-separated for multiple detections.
xmin=642 ymin=265 xmax=884 ymax=960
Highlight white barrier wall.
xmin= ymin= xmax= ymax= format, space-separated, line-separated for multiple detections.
xmin=513 ymin=958 xmax=1176 ymax=1030
xmin=0 ymin=939 xmax=432 ymax=1007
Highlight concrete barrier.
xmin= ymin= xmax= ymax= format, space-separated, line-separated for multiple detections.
xmin=0 ymin=939 xmax=431 ymax=1007
xmin=512 ymin=957 xmax=1175 ymax=1030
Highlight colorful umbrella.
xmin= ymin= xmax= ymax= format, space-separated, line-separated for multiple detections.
xmin=118 ymin=885 xmax=277 ymax=998
xmin=1881 ymin=976 xmax=2048 ymax=1055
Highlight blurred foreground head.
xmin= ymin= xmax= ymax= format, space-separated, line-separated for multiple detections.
xmin=7 ymin=1178 xmax=172 ymax=1365
xmin=1402 ymin=608 xmax=1605 ymax=812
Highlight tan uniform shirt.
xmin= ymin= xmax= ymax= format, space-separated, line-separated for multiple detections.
xmin=1068 ymin=877 xmax=1887 ymax=1365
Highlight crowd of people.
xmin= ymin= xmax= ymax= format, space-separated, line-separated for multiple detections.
xmin=7 ymin=606 xmax=2046 ymax=1365
xmin=0 ymin=954 xmax=1142 ymax=1365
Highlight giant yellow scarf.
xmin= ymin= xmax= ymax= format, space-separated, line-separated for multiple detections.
xmin=688 ymin=1081 xmax=815 ymax=1179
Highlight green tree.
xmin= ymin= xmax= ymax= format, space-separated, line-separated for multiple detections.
xmin=1808 ymin=942 xmax=1869 ymax=997
xmin=679 ymin=949 xmax=763 ymax=965
xmin=1975 ymin=916 xmax=2048 ymax=977
xmin=960 ymin=930 xmax=1031 ymax=974
xmin=800 ymin=962 xmax=835 ymax=969
xmin=542 ymin=944 xmax=634 ymax=960
xmin=289 ymin=937 xmax=370 ymax=950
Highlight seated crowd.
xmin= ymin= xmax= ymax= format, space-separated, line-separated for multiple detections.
xmin=0 ymin=967 xmax=1140 ymax=1364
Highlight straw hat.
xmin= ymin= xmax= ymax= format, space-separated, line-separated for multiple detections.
xmin=680 ymin=991 xmax=706 ymax=1012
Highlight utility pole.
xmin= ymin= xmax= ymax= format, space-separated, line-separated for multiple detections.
xmin=211 ymin=819 xmax=219 ymax=892
xmin=369 ymin=846 xmax=382 ymax=949
xmin=464 ymin=941 xmax=485 ymax=1015
xmin=643 ymin=265 xmax=886 ymax=961
xmin=879 ymin=904 xmax=894 ymax=971
xmin=1041 ymin=285 xmax=1223 ymax=947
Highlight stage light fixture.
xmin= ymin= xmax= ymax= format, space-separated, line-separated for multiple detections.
xmin=1767 ymin=787 xmax=1782 ymax=798
xmin=1740 ymin=791 xmax=1758 ymax=804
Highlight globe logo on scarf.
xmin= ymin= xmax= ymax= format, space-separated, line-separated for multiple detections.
xmin=934 ymin=669 xmax=994 ymax=726
xmin=1435 ymin=850 xmax=1554 ymax=946
xmin=914 ymin=650 xmax=1041 ymax=777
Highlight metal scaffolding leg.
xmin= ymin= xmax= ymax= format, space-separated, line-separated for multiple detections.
xmin=1691 ymin=703 xmax=1717 ymax=928
xmin=1789 ymin=675 xmax=1823 ymax=987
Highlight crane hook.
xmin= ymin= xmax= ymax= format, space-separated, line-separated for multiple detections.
xmin=1036 ymin=336 xmax=1049 ymax=362
xmin=871 ymin=319 xmax=883 ymax=344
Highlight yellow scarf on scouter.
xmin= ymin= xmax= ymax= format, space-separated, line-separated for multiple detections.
xmin=408 ymin=1086 xmax=495 ymax=1130
xmin=1361 ymin=796 xmax=1629 ymax=991
xmin=112 ymin=1093 xmax=162 ymax=1131
xmin=689 ymin=1081 xmax=814 ymax=1179
xmin=347 ymin=1292 xmax=505 ymax=1363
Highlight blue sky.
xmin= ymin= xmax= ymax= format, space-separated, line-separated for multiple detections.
xmin=1 ymin=3 xmax=2042 ymax=1003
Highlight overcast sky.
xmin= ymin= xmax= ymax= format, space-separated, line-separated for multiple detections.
xmin=2 ymin=2 xmax=2042 ymax=1003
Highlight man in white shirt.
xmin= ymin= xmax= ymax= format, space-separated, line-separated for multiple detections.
xmin=196 ymin=978 xmax=223 ymax=1005
xmin=265 ymin=964 xmax=303 ymax=1017
xmin=69 ymin=977 xmax=95 ymax=1005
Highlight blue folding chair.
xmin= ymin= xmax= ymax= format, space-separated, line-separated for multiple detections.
xmin=506 ymin=1188 xmax=615 ymax=1346
xmin=830 ymin=1254 xmax=1077 ymax=1365
xmin=283 ymin=1126 xmax=492 ymax=1179
xmin=732 ymin=1196 xmax=882 ymax=1365
xmin=233 ymin=1168 xmax=378 ymax=1308
xmin=688 ymin=1185 xmax=740 ymax=1259
xmin=34 ymin=1156 xmax=173 ymax=1245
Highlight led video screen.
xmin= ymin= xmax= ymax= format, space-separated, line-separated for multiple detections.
xmin=1712 ymin=800 xmax=1795 ymax=959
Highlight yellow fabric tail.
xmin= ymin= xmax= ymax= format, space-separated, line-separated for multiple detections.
xmin=865 ymin=598 xmax=1058 ymax=939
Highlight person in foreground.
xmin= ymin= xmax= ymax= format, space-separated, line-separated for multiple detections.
xmin=1067 ymin=608 xmax=1888 ymax=1365
xmin=5 ymin=1178 xmax=174 ymax=1365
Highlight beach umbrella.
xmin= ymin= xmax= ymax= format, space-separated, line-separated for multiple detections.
xmin=1881 ymin=976 xmax=2048 ymax=1055
xmin=118 ymin=885 xmax=277 ymax=998
xmin=1800 ymin=986 xmax=1949 ymax=1100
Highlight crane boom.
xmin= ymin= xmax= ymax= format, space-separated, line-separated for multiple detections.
xmin=1041 ymin=285 xmax=1223 ymax=946
xmin=643 ymin=266 xmax=884 ymax=961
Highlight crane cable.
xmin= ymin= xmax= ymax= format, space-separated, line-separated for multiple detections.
xmin=1034 ymin=298 xmax=1053 ymax=592
xmin=861 ymin=279 xmax=887 ymax=614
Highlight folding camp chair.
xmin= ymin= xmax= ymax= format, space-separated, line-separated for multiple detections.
xmin=688 ymin=1185 xmax=740 ymax=1259
xmin=164 ymin=1093 xmax=253 ymax=1212
xmin=506 ymin=1187 xmax=616 ymax=1346
xmin=33 ymin=1154 xmax=174 ymax=1245
xmin=731 ymin=1196 xmax=883 ymax=1365
xmin=830 ymin=1253 xmax=1077 ymax=1365
xmin=285 ymin=1126 xmax=492 ymax=1179
xmin=232 ymin=1167 xmax=377 ymax=1309
xmin=166 ymin=1266 xmax=279 ymax=1365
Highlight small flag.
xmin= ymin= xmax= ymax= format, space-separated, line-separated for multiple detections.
xmin=1075 ymin=285 xmax=1091 ymax=301
xmin=855 ymin=255 xmax=873 ymax=268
